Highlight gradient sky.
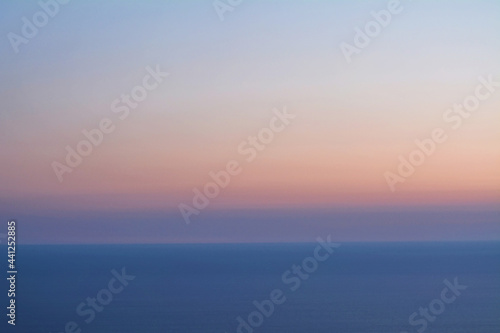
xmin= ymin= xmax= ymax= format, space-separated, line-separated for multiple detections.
xmin=0 ymin=0 xmax=499 ymax=243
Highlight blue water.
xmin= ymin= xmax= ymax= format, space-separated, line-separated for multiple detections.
xmin=2 ymin=242 xmax=499 ymax=332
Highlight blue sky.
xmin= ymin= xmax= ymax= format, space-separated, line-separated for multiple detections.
xmin=0 ymin=0 xmax=499 ymax=243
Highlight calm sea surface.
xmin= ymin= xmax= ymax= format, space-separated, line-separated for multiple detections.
xmin=3 ymin=242 xmax=499 ymax=332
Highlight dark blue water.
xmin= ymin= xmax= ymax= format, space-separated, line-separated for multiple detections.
xmin=2 ymin=242 xmax=499 ymax=333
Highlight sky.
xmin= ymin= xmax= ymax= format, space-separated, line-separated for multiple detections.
xmin=0 ymin=0 xmax=499 ymax=243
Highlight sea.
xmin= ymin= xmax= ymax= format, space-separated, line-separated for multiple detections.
xmin=3 ymin=242 xmax=499 ymax=333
